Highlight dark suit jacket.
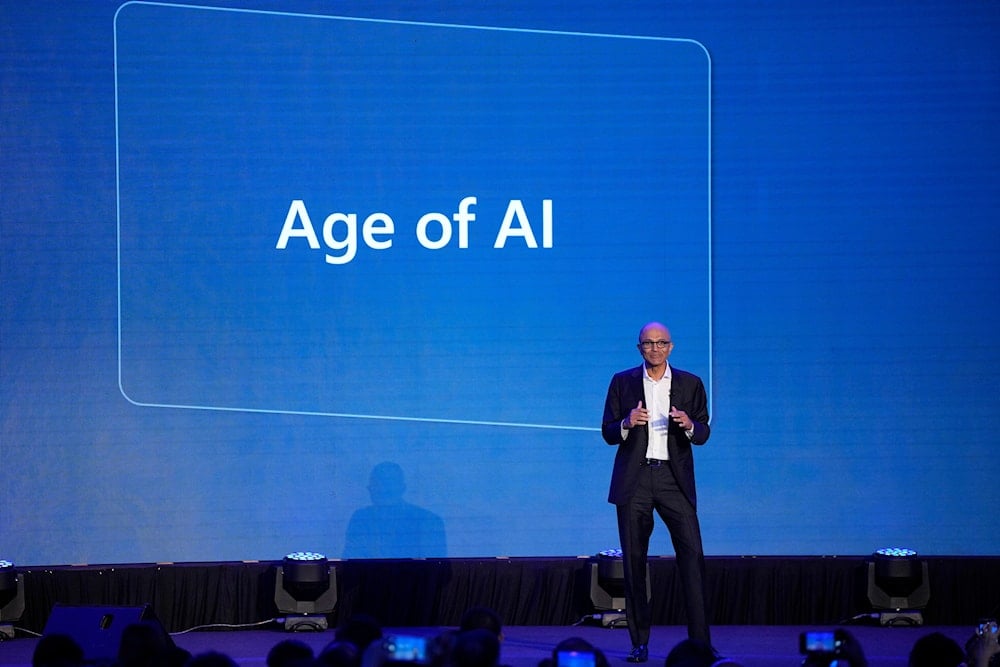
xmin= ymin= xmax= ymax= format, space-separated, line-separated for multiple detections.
xmin=601 ymin=364 xmax=710 ymax=509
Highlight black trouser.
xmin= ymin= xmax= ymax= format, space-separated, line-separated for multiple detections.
xmin=616 ymin=461 xmax=710 ymax=646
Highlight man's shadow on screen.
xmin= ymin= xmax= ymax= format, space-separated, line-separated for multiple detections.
xmin=343 ymin=461 xmax=447 ymax=559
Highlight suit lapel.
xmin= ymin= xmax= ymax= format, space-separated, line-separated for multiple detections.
xmin=629 ymin=366 xmax=645 ymax=406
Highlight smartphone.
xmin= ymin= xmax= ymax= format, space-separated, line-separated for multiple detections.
xmin=383 ymin=634 xmax=429 ymax=663
xmin=799 ymin=630 xmax=838 ymax=654
xmin=557 ymin=650 xmax=597 ymax=667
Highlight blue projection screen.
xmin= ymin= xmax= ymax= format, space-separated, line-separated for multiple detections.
xmin=1 ymin=0 xmax=998 ymax=566
xmin=114 ymin=3 xmax=712 ymax=428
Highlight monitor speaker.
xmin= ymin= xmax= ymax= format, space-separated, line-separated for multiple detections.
xmin=42 ymin=603 xmax=173 ymax=663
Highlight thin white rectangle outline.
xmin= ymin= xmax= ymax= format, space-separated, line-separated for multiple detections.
xmin=113 ymin=1 xmax=713 ymax=431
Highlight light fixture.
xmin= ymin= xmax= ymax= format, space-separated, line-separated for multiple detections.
xmin=0 ymin=560 xmax=25 ymax=640
xmin=274 ymin=551 xmax=337 ymax=631
xmin=866 ymin=547 xmax=930 ymax=626
xmin=588 ymin=549 xmax=649 ymax=628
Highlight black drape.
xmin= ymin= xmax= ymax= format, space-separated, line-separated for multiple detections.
xmin=15 ymin=556 xmax=999 ymax=634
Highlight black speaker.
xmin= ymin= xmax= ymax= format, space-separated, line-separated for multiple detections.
xmin=42 ymin=604 xmax=173 ymax=663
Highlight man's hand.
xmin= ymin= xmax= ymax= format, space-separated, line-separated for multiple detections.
xmin=966 ymin=619 xmax=1000 ymax=667
xmin=669 ymin=406 xmax=693 ymax=431
xmin=625 ymin=401 xmax=649 ymax=429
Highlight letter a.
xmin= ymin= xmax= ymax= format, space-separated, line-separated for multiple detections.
xmin=494 ymin=200 xmax=538 ymax=248
xmin=276 ymin=200 xmax=321 ymax=249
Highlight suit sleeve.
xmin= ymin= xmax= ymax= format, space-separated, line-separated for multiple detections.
xmin=601 ymin=374 xmax=626 ymax=445
xmin=687 ymin=376 xmax=711 ymax=445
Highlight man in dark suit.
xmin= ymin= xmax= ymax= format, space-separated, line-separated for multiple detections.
xmin=601 ymin=322 xmax=712 ymax=662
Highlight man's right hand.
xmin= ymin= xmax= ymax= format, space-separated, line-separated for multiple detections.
xmin=625 ymin=401 xmax=649 ymax=429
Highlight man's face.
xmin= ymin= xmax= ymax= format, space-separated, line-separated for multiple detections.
xmin=637 ymin=325 xmax=673 ymax=367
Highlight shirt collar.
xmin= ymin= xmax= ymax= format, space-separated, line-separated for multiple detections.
xmin=642 ymin=363 xmax=672 ymax=383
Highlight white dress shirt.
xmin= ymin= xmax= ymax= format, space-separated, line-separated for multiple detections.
xmin=643 ymin=364 xmax=672 ymax=460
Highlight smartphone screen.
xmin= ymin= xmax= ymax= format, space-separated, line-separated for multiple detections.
xmin=557 ymin=650 xmax=597 ymax=667
xmin=384 ymin=635 xmax=428 ymax=662
xmin=800 ymin=631 xmax=837 ymax=653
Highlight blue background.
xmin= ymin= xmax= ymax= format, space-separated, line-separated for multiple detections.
xmin=2 ymin=0 xmax=998 ymax=565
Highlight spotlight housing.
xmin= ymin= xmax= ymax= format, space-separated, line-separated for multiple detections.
xmin=588 ymin=549 xmax=649 ymax=628
xmin=0 ymin=560 xmax=25 ymax=640
xmin=274 ymin=552 xmax=337 ymax=631
xmin=866 ymin=547 xmax=929 ymax=626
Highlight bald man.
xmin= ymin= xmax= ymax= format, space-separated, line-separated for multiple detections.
xmin=601 ymin=322 xmax=712 ymax=662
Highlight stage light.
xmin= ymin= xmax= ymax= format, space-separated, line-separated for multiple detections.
xmin=866 ymin=547 xmax=929 ymax=626
xmin=0 ymin=560 xmax=26 ymax=640
xmin=588 ymin=549 xmax=649 ymax=628
xmin=274 ymin=551 xmax=338 ymax=631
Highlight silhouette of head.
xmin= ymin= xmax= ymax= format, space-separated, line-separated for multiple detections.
xmin=908 ymin=632 xmax=964 ymax=667
xmin=318 ymin=640 xmax=362 ymax=667
xmin=451 ymin=629 xmax=500 ymax=667
xmin=267 ymin=639 xmax=314 ymax=667
xmin=186 ymin=651 xmax=239 ymax=667
xmin=664 ymin=639 xmax=718 ymax=667
xmin=459 ymin=606 xmax=503 ymax=640
xmin=32 ymin=633 xmax=84 ymax=667
xmin=368 ymin=462 xmax=406 ymax=505
xmin=117 ymin=621 xmax=173 ymax=667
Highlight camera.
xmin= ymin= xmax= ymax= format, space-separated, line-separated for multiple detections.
xmin=799 ymin=630 xmax=847 ymax=667
xmin=382 ymin=634 xmax=429 ymax=663
xmin=557 ymin=650 xmax=597 ymax=667
xmin=800 ymin=631 xmax=838 ymax=654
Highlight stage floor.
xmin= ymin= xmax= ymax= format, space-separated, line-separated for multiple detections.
xmin=0 ymin=624 xmax=976 ymax=667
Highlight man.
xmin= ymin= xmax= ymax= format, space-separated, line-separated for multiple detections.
xmin=601 ymin=322 xmax=712 ymax=662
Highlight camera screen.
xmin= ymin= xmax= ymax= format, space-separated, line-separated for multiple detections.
xmin=384 ymin=635 xmax=428 ymax=662
xmin=800 ymin=631 xmax=837 ymax=653
xmin=557 ymin=650 xmax=597 ymax=667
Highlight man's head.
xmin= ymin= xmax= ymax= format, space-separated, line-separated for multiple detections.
xmin=451 ymin=629 xmax=500 ymax=667
xmin=266 ymin=639 xmax=313 ymax=667
xmin=637 ymin=322 xmax=673 ymax=369
xmin=908 ymin=631 xmax=963 ymax=667
xmin=459 ymin=606 xmax=503 ymax=640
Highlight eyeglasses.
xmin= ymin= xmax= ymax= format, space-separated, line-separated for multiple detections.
xmin=639 ymin=340 xmax=672 ymax=350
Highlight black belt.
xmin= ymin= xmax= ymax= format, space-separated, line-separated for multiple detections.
xmin=643 ymin=458 xmax=668 ymax=467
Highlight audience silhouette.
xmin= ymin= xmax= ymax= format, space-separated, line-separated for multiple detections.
xmin=908 ymin=631 xmax=964 ymax=667
xmin=117 ymin=620 xmax=183 ymax=667
xmin=267 ymin=639 xmax=314 ymax=667
xmin=22 ymin=608 xmax=998 ymax=667
xmin=185 ymin=651 xmax=238 ymax=667
xmin=317 ymin=640 xmax=362 ymax=667
xmin=663 ymin=638 xmax=719 ymax=667
xmin=451 ymin=628 xmax=500 ymax=667
xmin=32 ymin=633 xmax=84 ymax=667
xmin=965 ymin=619 xmax=1000 ymax=667
xmin=459 ymin=607 xmax=505 ymax=642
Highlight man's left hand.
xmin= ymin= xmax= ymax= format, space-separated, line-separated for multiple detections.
xmin=669 ymin=406 xmax=692 ymax=430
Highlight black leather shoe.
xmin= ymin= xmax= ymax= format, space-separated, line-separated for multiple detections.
xmin=626 ymin=645 xmax=648 ymax=663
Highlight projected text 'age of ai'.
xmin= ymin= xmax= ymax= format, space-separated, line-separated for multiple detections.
xmin=275 ymin=196 xmax=553 ymax=264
